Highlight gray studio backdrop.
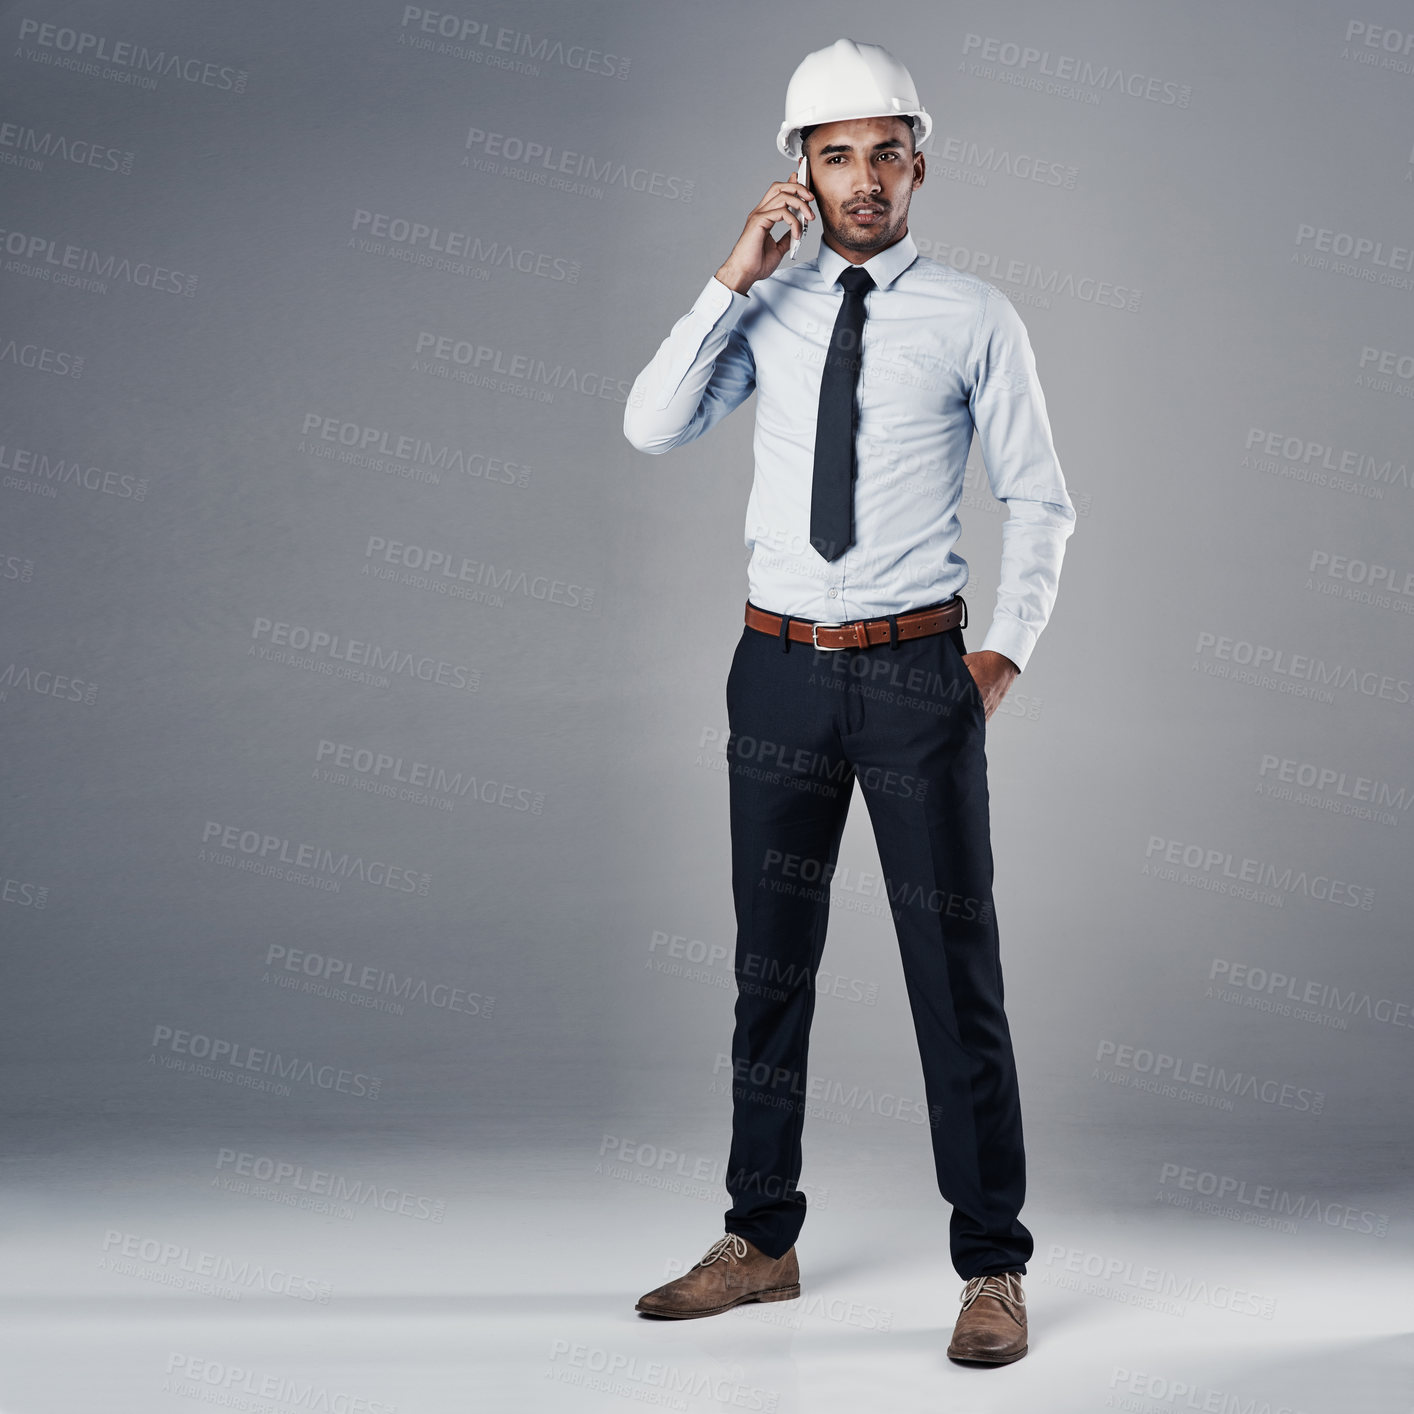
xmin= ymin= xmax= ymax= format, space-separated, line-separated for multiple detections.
xmin=3 ymin=0 xmax=1410 ymax=1307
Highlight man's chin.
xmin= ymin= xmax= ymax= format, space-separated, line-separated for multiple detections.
xmin=825 ymin=210 xmax=904 ymax=253
xmin=827 ymin=216 xmax=901 ymax=255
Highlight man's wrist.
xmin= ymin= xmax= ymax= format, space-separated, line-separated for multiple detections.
xmin=979 ymin=621 xmax=1035 ymax=676
xmin=967 ymin=648 xmax=1018 ymax=672
xmin=715 ymin=264 xmax=754 ymax=295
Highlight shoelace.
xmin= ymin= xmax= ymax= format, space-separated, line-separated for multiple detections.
xmin=698 ymin=1234 xmax=750 ymax=1267
xmin=959 ymin=1272 xmax=1025 ymax=1312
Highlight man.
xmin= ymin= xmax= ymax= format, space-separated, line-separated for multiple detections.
xmin=622 ymin=37 xmax=1074 ymax=1366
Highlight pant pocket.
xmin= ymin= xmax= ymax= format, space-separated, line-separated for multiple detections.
xmin=725 ymin=629 xmax=750 ymax=717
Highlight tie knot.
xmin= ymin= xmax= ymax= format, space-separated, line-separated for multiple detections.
xmin=837 ymin=267 xmax=874 ymax=297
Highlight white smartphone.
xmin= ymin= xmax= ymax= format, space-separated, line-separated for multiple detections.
xmin=789 ymin=154 xmax=809 ymax=260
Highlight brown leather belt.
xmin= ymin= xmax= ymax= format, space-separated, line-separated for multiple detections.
xmin=744 ymin=596 xmax=965 ymax=651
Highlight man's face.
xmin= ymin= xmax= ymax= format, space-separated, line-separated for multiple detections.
xmin=803 ymin=116 xmax=924 ymax=258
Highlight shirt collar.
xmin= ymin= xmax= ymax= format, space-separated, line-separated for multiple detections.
xmin=816 ymin=230 xmax=918 ymax=293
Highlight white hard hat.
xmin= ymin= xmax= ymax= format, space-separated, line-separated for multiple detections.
xmin=777 ymin=37 xmax=933 ymax=160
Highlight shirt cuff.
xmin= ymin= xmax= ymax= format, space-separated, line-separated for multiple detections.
xmin=978 ymin=615 xmax=1039 ymax=675
xmin=703 ymin=274 xmax=751 ymax=318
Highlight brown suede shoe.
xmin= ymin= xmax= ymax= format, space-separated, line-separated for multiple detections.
xmin=946 ymin=1271 xmax=1027 ymax=1364
xmin=635 ymin=1234 xmax=800 ymax=1319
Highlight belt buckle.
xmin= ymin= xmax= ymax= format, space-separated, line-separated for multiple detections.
xmin=811 ymin=622 xmax=847 ymax=651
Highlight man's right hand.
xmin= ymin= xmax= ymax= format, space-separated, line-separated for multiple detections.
xmin=715 ymin=174 xmax=816 ymax=294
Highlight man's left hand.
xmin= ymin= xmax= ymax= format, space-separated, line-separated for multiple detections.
xmin=961 ymin=650 xmax=1019 ymax=721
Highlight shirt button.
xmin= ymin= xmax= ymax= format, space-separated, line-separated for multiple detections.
xmin=827 ymin=588 xmax=838 ymax=598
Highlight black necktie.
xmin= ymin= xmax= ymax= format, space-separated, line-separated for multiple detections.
xmin=810 ymin=265 xmax=875 ymax=562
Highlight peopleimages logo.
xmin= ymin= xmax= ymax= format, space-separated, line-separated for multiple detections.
xmin=1293 ymin=223 xmax=1414 ymax=290
xmin=362 ymin=535 xmax=597 ymax=610
xmin=0 ymin=438 xmax=145 ymax=499
xmin=398 ymin=8 xmax=629 ymax=78
xmin=1306 ymin=549 xmax=1414 ymax=613
xmin=348 ymin=209 xmax=578 ymax=284
xmin=214 ymin=1148 xmax=447 ymax=1222
xmin=1209 ymin=958 xmax=1414 ymax=1032
xmin=299 ymin=411 xmax=530 ymax=488
xmin=0 ymin=118 xmax=135 ymax=174
xmin=1294 ymin=223 xmax=1413 ymax=271
xmin=914 ymin=235 xmax=1142 ymax=311
xmin=546 ymin=1341 xmax=779 ymax=1411
xmin=0 ymin=660 xmax=98 ymax=704
xmin=315 ymin=738 xmax=545 ymax=814
xmin=1109 ymin=1367 xmax=1304 ymax=1414
xmin=264 ymin=943 xmax=493 ymax=1018
xmin=1340 ymin=20 xmax=1414 ymax=73
xmin=0 ymin=225 xmax=197 ymax=295
xmin=1243 ymin=426 xmax=1410 ymax=495
xmin=960 ymin=32 xmax=1192 ymax=106
xmin=248 ymin=615 xmax=481 ymax=692
xmin=1257 ymin=753 xmax=1411 ymax=822
xmin=1194 ymin=630 xmax=1412 ymax=707
xmin=0 ymin=552 xmax=34 ymax=583
xmin=1358 ymin=346 xmax=1414 ymax=382
xmin=2 ymin=874 xmax=48 ymax=908
xmin=1043 ymin=1245 xmax=1275 ymax=1320
xmin=920 ymin=132 xmax=1078 ymax=189
xmin=149 ymin=1023 xmax=381 ymax=1102
xmin=411 ymin=330 xmax=630 ymax=403
xmin=0 ymin=334 xmax=83 ymax=378
xmin=462 ymin=127 xmax=694 ymax=201
xmin=1143 ymin=834 xmax=1375 ymax=909
xmin=712 ymin=1053 xmax=931 ymax=1125
xmin=164 ymin=1355 xmax=396 ymax=1413
xmin=100 ymin=1232 xmax=329 ymax=1302
xmin=1095 ymin=1040 xmax=1324 ymax=1113
xmin=199 ymin=820 xmax=432 ymax=896
xmin=15 ymin=19 xmax=248 ymax=92
xmin=1157 ymin=1161 xmax=1389 ymax=1236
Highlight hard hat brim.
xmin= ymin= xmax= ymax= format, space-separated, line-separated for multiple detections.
xmin=778 ymin=107 xmax=932 ymax=160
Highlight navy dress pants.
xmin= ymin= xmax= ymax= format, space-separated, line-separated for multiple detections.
xmin=720 ymin=605 xmax=1033 ymax=1278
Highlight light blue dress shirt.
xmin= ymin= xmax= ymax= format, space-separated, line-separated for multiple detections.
xmin=623 ymin=232 xmax=1075 ymax=672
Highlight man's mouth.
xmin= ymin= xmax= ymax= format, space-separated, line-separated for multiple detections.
xmin=846 ymin=202 xmax=886 ymax=224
